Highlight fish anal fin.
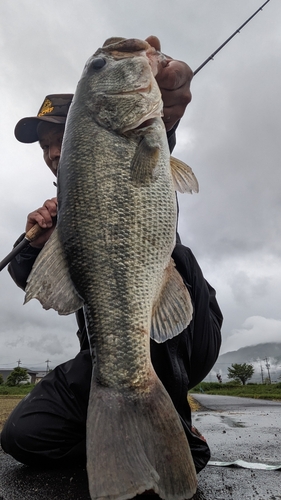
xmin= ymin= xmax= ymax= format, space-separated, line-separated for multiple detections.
xmin=151 ymin=258 xmax=193 ymax=343
xmin=130 ymin=136 xmax=160 ymax=186
xmin=87 ymin=374 xmax=197 ymax=500
xmin=24 ymin=228 xmax=84 ymax=315
xmin=170 ymin=156 xmax=199 ymax=194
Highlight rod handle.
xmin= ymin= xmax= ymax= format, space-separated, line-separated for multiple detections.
xmin=25 ymin=223 xmax=46 ymax=242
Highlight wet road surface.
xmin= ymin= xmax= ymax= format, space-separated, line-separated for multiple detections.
xmin=0 ymin=394 xmax=281 ymax=499
xmin=193 ymin=394 xmax=281 ymax=499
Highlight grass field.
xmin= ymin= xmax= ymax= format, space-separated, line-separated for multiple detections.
xmin=0 ymin=392 xmax=200 ymax=433
xmin=0 ymin=385 xmax=35 ymax=432
xmin=0 ymin=396 xmax=23 ymax=432
xmin=191 ymin=381 xmax=281 ymax=399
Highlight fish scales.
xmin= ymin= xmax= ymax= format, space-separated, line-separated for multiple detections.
xmin=60 ymin=120 xmax=176 ymax=388
xmin=25 ymin=37 xmax=197 ymax=500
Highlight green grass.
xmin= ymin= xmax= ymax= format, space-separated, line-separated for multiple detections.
xmin=0 ymin=384 xmax=35 ymax=396
xmin=1 ymin=381 xmax=281 ymax=400
xmin=190 ymin=381 xmax=281 ymax=400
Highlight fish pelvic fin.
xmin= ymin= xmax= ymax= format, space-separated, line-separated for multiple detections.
xmin=150 ymin=258 xmax=193 ymax=343
xmin=24 ymin=228 xmax=84 ymax=314
xmin=87 ymin=374 xmax=197 ymax=500
xmin=170 ymin=156 xmax=199 ymax=194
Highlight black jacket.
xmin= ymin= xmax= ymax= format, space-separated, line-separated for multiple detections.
xmin=7 ymin=123 xmax=223 ymax=472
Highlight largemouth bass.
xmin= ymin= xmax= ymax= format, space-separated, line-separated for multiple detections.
xmin=25 ymin=37 xmax=199 ymax=500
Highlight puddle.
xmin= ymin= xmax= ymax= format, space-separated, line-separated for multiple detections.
xmin=220 ymin=415 xmax=246 ymax=428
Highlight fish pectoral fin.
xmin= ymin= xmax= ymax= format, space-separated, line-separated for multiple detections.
xmin=151 ymin=258 xmax=193 ymax=343
xmin=130 ymin=136 xmax=160 ymax=186
xmin=24 ymin=228 xmax=84 ymax=315
xmin=170 ymin=156 xmax=199 ymax=193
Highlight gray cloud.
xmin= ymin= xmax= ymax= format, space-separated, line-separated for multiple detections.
xmin=230 ymin=270 xmax=271 ymax=306
xmin=223 ymin=316 xmax=281 ymax=353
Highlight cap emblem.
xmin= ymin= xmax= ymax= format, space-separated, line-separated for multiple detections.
xmin=38 ymin=98 xmax=54 ymax=117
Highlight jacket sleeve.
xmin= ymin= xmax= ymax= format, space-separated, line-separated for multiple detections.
xmin=8 ymin=234 xmax=41 ymax=291
xmin=167 ymin=121 xmax=179 ymax=153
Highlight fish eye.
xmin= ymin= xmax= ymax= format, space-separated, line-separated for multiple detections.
xmin=92 ymin=57 xmax=106 ymax=70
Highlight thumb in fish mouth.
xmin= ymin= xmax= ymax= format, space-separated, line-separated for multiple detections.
xmin=145 ymin=36 xmax=161 ymax=52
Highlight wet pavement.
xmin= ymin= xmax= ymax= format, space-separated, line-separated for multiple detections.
xmin=0 ymin=394 xmax=281 ymax=499
xmin=192 ymin=394 xmax=281 ymax=499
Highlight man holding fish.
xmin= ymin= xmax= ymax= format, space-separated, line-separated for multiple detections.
xmin=1 ymin=36 xmax=222 ymax=496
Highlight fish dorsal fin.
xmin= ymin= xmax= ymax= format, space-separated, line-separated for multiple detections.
xmin=150 ymin=258 xmax=193 ymax=343
xmin=131 ymin=135 xmax=161 ymax=186
xmin=170 ymin=156 xmax=199 ymax=193
xmin=25 ymin=228 xmax=84 ymax=315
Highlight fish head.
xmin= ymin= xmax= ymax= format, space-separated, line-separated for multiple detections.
xmin=76 ymin=37 xmax=164 ymax=132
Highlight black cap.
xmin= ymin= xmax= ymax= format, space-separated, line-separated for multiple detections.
xmin=14 ymin=94 xmax=74 ymax=143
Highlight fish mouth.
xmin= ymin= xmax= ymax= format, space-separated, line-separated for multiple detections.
xmin=118 ymin=84 xmax=152 ymax=95
xmin=135 ymin=118 xmax=158 ymax=129
xmin=104 ymin=82 xmax=154 ymax=98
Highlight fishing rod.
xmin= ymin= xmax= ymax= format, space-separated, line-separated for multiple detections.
xmin=0 ymin=0 xmax=272 ymax=272
xmin=0 ymin=223 xmax=44 ymax=272
xmin=193 ymin=0 xmax=271 ymax=76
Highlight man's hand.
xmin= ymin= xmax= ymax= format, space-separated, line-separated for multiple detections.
xmin=26 ymin=197 xmax=57 ymax=248
xmin=146 ymin=35 xmax=193 ymax=131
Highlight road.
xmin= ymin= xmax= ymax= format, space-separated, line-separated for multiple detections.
xmin=0 ymin=394 xmax=281 ymax=499
xmin=193 ymin=394 xmax=281 ymax=499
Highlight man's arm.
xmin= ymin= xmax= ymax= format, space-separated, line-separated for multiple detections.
xmin=8 ymin=234 xmax=41 ymax=290
xmin=8 ymin=197 xmax=58 ymax=290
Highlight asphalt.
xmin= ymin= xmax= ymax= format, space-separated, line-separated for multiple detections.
xmin=1 ymin=394 xmax=281 ymax=500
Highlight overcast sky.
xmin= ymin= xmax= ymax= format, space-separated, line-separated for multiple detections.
xmin=0 ymin=0 xmax=280 ymax=372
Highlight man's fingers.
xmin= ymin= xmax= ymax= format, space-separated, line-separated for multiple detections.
xmin=161 ymin=88 xmax=192 ymax=130
xmin=156 ymin=60 xmax=193 ymax=90
xmin=27 ymin=210 xmax=52 ymax=229
xmin=161 ymin=86 xmax=192 ymax=109
xmin=26 ymin=199 xmax=58 ymax=231
xmin=43 ymin=198 xmax=58 ymax=218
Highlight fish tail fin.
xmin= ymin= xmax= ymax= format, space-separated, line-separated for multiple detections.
xmin=86 ymin=373 xmax=197 ymax=500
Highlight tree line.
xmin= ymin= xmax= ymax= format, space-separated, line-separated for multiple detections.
xmin=0 ymin=363 xmax=276 ymax=387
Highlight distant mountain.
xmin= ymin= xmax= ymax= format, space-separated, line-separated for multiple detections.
xmin=205 ymin=342 xmax=281 ymax=383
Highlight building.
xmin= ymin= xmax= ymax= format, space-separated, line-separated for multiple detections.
xmin=0 ymin=368 xmax=47 ymax=384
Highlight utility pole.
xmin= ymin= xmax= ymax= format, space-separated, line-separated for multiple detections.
xmin=264 ymin=357 xmax=272 ymax=384
xmin=45 ymin=359 xmax=51 ymax=373
xmin=17 ymin=359 xmax=21 ymax=367
xmin=260 ymin=361 xmax=264 ymax=384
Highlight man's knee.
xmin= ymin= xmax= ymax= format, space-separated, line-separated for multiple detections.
xmin=1 ymin=406 xmax=32 ymax=464
xmin=1 ymin=404 xmax=85 ymax=467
